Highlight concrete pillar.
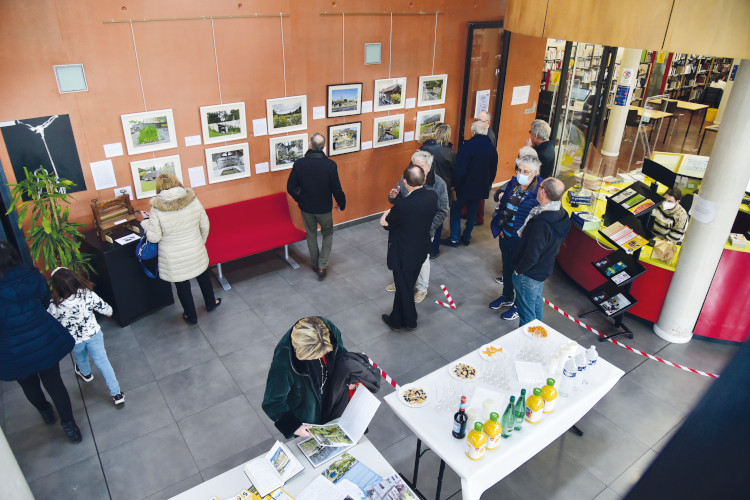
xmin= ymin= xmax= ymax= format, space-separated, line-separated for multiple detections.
xmin=0 ymin=428 xmax=33 ymax=500
xmin=714 ymin=58 xmax=741 ymax=125
xmin=654 ymin=60 xmax=750 ymax=343
xmin=599 ymin=48 xmax=642 ymax=176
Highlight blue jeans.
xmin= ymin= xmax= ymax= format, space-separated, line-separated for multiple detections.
xmin=512 ymin=273 xmax=545 ymax=327
xmin=450 ymin=199 xmax=480 ymax=243
xmin=73 ymin=330 xmax=121 ymax=396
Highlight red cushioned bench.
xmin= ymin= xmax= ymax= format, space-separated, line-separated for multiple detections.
xmin=205 ymin=193 xmax=306 ymax=289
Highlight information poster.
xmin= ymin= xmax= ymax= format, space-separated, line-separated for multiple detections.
xmin=614 ymin=85 xmax=631 ymax=106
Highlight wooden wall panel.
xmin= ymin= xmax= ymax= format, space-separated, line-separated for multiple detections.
xmin=503 ymin=0 xmax=547 ymax=36
xmin=664 ymin=0 xmax=750 ymax=59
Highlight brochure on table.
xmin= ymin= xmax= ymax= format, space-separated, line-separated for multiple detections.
xmin=243 ymin=441 xmax=305 ymax=497
xmin=306 ymin=384 xmax=381 ymax=448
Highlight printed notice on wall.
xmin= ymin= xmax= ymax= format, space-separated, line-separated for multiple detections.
xmin=255 ymin=162 xmax=270 ymax=174
xmin=689 ymin=194 xmax=718 ymax=224
xmin=404 ymin=131 xmax=415 ymax=142
xmin=184 ymin=135 xmax=202 ymax=147
xmin=188 ymin=166 xmax=206 ymax=188
xmin=90 ymin=160 xmax=117 ymax=190
xmin=511 ymin=85 xmax=530 ymax=106
xmin=362 ymin=100 xmax=373 ymax=113
xmin=405 ymin=98 xmax=416 ymax=109
xmin=113 ymin=186 xmax=132 ymax=200
xmin=312 ymin=106 xmax=326 ymax=120
xmin=252 ymin=118 xmax=268 ymax=137
xmin=621 ymin=68 xmax=635 ymax=85
xmin=361 ymin=141 xmax=373 ymax=150
xmin=103 ymin=142 xmax=123 ymax=158
xmin=474 ymin=89 xmax=490 ymax=117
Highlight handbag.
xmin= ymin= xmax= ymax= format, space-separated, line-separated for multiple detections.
xmin=135 ymin=233 xmax=158 ymax=279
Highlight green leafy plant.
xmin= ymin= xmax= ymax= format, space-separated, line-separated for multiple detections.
xmin=6 ymin=167 xmax=92 ymax=276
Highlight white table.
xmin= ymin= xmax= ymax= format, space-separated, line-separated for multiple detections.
xmin=383 ymin=319 xmax=624 ymax=500
xmin=169 ymin=437 xmax=396 ymax=500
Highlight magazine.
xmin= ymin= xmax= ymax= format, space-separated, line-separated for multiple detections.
xmin=610 ymin=188 xmax=636 ymax=204
xmin=306 ymin=385 xmax=381 ymax=448
xmin=600 ymin=293 xmax=632 ymax=316
xmin=621 ymin=194 xmax=645 ymax=209
xmin=594 ymin=257 xmax=609 ymax=269
xmin=611 ymin=271 xmax=631 ymax=285
xmin=631 ymin=199 xmax=655 ymax=215
xmin=604 ymin=261 xmax=627 ymax=277
xmin=243 ymin=441 xmax=305 ymax=497
xmin=297 ymin=437 xmax=353 ymax=468
xmin=322 ymin=453 xmax=383 ymax=499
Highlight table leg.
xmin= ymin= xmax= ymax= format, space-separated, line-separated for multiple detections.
xmin=698 ymin=128 xmax=708 ymax=155
xmin=435 ymin=459 xmax=446 ymax=500
xmin=697 ymin=109 xmax=707 ymax=137
xmin=412 ymin=438 xmax=422 ymax=487
xmin=684 ymin=110 xmax=695 ymax=138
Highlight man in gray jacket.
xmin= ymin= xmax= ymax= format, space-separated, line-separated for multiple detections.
xmin=386 ymin=150 xmax=449 ymax=303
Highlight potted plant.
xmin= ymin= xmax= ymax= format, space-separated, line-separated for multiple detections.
xmin=6 ymin=167 xmax=92 ymax=276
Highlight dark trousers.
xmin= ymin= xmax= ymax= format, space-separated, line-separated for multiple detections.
xmin=431 ymin=224 xmax=442 ymax=256
xmin=499 ymin=235 xmax=519 ymax=301
xmin=301 ymin=211 xmax=334 ymax=269
xmin=17 ymin=362 xmax=74 ymax=423
xmin=389 ymin=266 xmax=421 ymax=329
xmin=175 ymin=269 xmax=216 ymax=321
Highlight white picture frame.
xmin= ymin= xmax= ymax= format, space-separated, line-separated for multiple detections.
xmin=328 ymin=122 xmax=362 ymax=157
xmin=415 ymin=109 xmax=445 ymax=141
xmin=204 ymin=143 xmax=251 ymax=184
xmin=373 ymin=77 xmax=407 ymax=112
xmin=417 ymin=74 xmax=448 ymax=107
xmin=373 ymin=115 xmax=404 ymax=148
xmin=199 ymin=102 xmax=247 ymax=145
xmin=266 ymin=95 xmax=308 ymax=135
xmin=269 ymin=133 xmax=308 ymax=171
xmin=120 ymin=109 xmax=178 ymax=155
xmin=130 ymin=155 xmax=182 ymax=199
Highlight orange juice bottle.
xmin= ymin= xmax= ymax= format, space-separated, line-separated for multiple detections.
xmin=483 ymin=412 xmax=502 ymax=450
xmin=524 ymin=388 xmax=544 ymax=424
xmin=542 ymin=378 xmax=558 ymax=414
xmin=465 ymin=422 xmax=487 ymax=460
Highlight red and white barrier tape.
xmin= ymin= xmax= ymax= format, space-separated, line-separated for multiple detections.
xmin=367 ymin=356 xmax=400 ymax=390
xmin=543 ymin=298 xmax=719 ymax=379
xmin=435 ymin=284 xmax=457 ymax=309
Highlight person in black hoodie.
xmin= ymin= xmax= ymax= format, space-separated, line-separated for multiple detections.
xmin=287 ymin=133 xmax=347 ymax=280
xmin=511 ymin=178 xmax=570 ymax=326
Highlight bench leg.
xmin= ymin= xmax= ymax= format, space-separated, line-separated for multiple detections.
xmin=213 ymin=263 xmax=232 ymax=290
xmin=279 ymin=245 xmax=300 ymax=270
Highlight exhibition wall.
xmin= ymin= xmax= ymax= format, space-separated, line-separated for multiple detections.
xmin=0 ymin=0 xmax=541 ymax=230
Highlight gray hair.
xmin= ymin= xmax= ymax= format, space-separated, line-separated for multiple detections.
xmin=310 ymin=133 xmax=325 ymax=150
xmin=518 ymin=154 xmax=541 ymax=171
xmin=471 ymin=120 xmax=489 ymax=135
xmin=477 ymin=110 xmax=491 ymax=122
xmin=541 ymin=178 xmax=565 ymax=201
xmin=518 ymin=146 xmax=538 ymax=159
xmin=411 ymin=150 xmax=433 ymax=168
xmin=530 ymin=119 xmax=551 ymax=141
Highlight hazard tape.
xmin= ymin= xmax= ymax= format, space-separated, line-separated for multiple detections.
xmin=367 ymin=356 xmax=400 ymax=390
xmin=435 ymin=284 xmax=457 ymax=309
xmin=543 ymin=298 xmax=719 ymax=379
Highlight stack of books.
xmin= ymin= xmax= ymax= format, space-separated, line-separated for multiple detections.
xmin=571 ymin=211 xmax=602 ymax=231
xmin=601 ymin=222 xmax=649 ymax=253
xmin=567 ymin=188 xmax=595 ymax=205
xmin=729 ymin=233 xmax=748 ymax=248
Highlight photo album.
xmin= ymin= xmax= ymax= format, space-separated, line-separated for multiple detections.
xmin=243 ymin=441 xmax=305 ymax=497
xmin=306 ymin=384 xmax=381 ymax=448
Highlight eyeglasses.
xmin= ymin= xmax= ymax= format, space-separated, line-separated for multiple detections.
xmin=517 ymin=169 xmax=534 ymax=176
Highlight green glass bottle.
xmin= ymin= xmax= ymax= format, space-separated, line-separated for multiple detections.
xmin=501 ymin=395 xmax=516 ymax=438
xmin=514 ymin=389 xmax=527 ymax=431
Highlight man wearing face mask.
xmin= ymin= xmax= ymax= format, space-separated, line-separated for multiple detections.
xmin=489 ymin=152 xmax=543 ymax=320
xmin=652 ymin=187 xmax=688 ymax=243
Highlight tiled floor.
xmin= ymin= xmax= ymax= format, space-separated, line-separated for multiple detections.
xmin=1 ymin=205 xmax=738 ymax=500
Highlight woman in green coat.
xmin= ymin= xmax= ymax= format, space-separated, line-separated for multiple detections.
xmin=262 ymin=316 xmax=346 ymax=438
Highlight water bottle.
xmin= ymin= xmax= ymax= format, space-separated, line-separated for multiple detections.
xmin=584 ymin=346 xmax=598 ymax=385
xmin=575 ymin=353 xmax=586 ymax=392
xmin=559 ymin=359 xmax=576 ymax=397
xmin=514 ymin=389 xmax=526 ymax=431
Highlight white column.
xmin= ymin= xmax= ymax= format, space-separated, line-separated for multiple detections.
xmin=654 ymin=60 xmax=750 ymax=343
xmin=0 ymin=428 xmax=33 ymax=500
xmin=714 ymin=58 xmax=740 ymax=125
xmin=600 ymin=48 xmax=642 ymax=157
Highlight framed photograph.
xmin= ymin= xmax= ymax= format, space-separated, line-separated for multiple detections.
xmin=120 ymin=109 xmax=177 ymax=155
xmin=373 ymin=114 xmax=404 ymax=148
xmin=415 ymin=109 xmax=445 ymax=141
xmin=417 ymin=74 xmax=448 ymax=106
xmin=204 ymin=143 xmax=250 ymax=184
xmin=199 ymin=102 xmax=247 ymax=145
xmin=327 ymin=83 xmax=363 ymax=118
xmin=373 ymin=77 xmax=407 ymax=112
xmin=266 ymin=95 xmax=307 ymax=135
xmin=130 ymin=155 xmax=182 ymax=199
xmin=328 ymin=122 xmax=361 ymax=156
xmin=269 ymin=133 xmax=308 ymax=171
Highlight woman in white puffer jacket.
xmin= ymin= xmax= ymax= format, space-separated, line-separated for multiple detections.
xmin=142 ymin=173 xmax=221 ymax=324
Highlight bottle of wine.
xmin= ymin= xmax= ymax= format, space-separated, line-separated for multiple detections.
xmin=452 ymin=396 xmax=468 ymax=439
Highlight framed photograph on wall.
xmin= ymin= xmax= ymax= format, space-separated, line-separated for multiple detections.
xmin=373 ymin=114 xmax=404 ymax=148
xmin=328 ymin=122 xmax=361 ymax=156
xmin=417 ymin=74 xmax=448 ymax=106
xmin=269 ymin=133 xmax=308 ymax=171
xmin=373 ymin=77 xmax=407 ymax=112
xmin=415 ymin=109 xmax=445 ymax=141
xmin=266 ymin=95 xmax=308 ymax=135
xmin=204 ymin=143 xmax=250 ymax=184
xmin=200 ymin=102 xmax=247 ymax=145
xmin=121 ymin=109 xmax=177 ymax=155
xmin=130 ymin=155 xmax=182 ymax=199
xmin=327 ymin=83 xmax=363 ymax=118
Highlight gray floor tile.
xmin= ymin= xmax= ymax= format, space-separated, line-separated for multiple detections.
xmin=243 ymin=386 xmax=286 ymax=442
xmin=356 ymin=238 xmax=389 ymax=263
xmin=593 ymin=487 xmax=623 ymax=500
xmin=200 ymin=308 xmax=272 ymax=357
xmin=158 ymin=358 xmax=241 ymax=420
xmin=450 ymin=289 xmax=505 ymax=335
xmin=357 ymin=331 xmax=440 ymax=381
xmin=655 ymin=339 xmax=738 ymax=376
xmin=220 ymin=338 xmax=277 ymax=393
xmin=625 ymin=358 xmax=714 ymax=413
xmin=328 ymin=301 xmax=390 ymax=346
xmin=251 ymin=295 xmax=323 ymax=337
xmin=341 ymin=266 xmax=393 ymax=300
xmin=100 ymin=423 xmax=199 ymax=500
xmin=29 ymin=454 xmax=109 ymax=500
xmin=651 ymin=419 xmax=683 ymax=453
xmin=365 ymin=401 xmax=414 ymax=451
xmin=323 ymin=245 xmax=380 ymax=277
xmin=146 ymin=473 xmax=205 ymax=500
xmin=177 ymin=394 xmax=271 ymax=470
xmin=608 ymin=448 xmax=658 ymax=497
xmin=231 ymin=271 xmax=300 ymax=309
xmin=140 ymin=327 xmax=218 ymax=380
xmin=199 ymin=436 xmax=277 ymax=481
xmin=103 ymin=347 xmax=156 ymax=393
xmin=101 ymin=323 xmax=141 ymax=354
xmin=396 ymin=356 xmax=452 ymax=386
xmin=297 ymin=278 xmax=369 ymax=317
xmin=440 ymin=333 xmax=494 ymax=365
xmin=413 ymin=308 xmax=484 ymax=356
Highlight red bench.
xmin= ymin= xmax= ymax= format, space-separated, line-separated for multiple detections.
xmin=205 ymin=193 xmax=306 ymax=289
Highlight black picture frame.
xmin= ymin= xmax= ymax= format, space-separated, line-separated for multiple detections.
xmin=327 ymin=83 xmax=363 ymax=118
xmin=328 ymin=122 xmax=362 ymax=157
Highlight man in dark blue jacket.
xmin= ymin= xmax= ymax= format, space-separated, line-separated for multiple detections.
xmin=511 ymin=178 xmax=570 ymax=326
xmin=287 ymin=133 xmax=346 ymax=280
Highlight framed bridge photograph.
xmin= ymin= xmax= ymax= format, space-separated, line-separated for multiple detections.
xmin=266 ymin=95 xmax=308 ymax=135
xmin=417 ymin=74 xmax=448 ymax=107
xmin=328 ymin=122 xmax=361 ymax=156
xmin=121 ymin=109 xmax=177 ymax=155
xmin=200 ymin=102 xmax=247 ymax=145
xmin=130 ymin=155 xmax=183 ymax=199
xmin=269 ymin=133 xmax=308 ymax=171
xmin=205 ymin=143 xmax=250 ymax=184
xmin=373 ymin=114 xmax=404 ymax=148
xmin=327 ymin=83 xmax=363 ymax=118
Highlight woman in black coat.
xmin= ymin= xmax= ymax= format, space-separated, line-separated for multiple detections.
xmin=0 ymin=241 xmax=81 ymax=443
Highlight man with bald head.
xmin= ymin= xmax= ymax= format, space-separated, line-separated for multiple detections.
xmin=511 ymin=178 xmax=570 ymax=326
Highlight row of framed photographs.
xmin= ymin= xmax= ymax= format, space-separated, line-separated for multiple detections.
xmin=119 ymin=74 xmax=448 ymax=156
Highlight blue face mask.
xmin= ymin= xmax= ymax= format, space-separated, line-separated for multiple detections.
xmin=517 ymin=174 xmax=530 ymax=185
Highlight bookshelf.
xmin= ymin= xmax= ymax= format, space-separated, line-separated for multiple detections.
xmin=664 ymin=54 xmax=733 ymax=102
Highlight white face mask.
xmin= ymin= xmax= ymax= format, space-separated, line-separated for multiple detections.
xmin=663 ymin=202 xmax=676 ymax=210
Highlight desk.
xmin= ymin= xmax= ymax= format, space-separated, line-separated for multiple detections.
xmin=650 ymin=98 xmax=709 ymax=139
xmin=383 ymin=320 xmax=624 ymax=500
xmin=699 ymin=124 xmax=719 ymax=154
xmin=169 ymin=438 xmax=397 ymax=500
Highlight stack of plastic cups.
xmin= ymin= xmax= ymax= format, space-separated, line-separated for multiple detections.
xmin=547 ymin=353 xmax=560 ymax=377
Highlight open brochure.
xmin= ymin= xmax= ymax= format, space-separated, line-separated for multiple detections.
xmin=315 ymin=453 xmax=417 ymax=500
xmin=297 ymin=437 xmax=353 ymax=468
xmin=306 ymin=385 xmax=381 ymax=448
xmin=243 ymin=441 xmax=304 ymax=497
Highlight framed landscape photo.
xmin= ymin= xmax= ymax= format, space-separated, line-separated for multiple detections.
xmin=266 ymin=95 xmax=307 ymax=135
xmin=121 ymin=109 xmax=177 ymax=155
xmin=200 ymin=102 xmax=247 ymax=145
xmin=417 ymin=74 xmax=448 ymax=106
xmin=204 ymin=143 xmax=250 ymax=184
xmin=373 ymin=114 xmax=404 ymax=148
xmin=130 ymin=155 xmax=182 ymax=199
xmin=415 ymin=109 xmax=445 ymax=141
xmin=269 ymin=133 xmax=308 ymax=171
xmin=328 ymin=122 xmax=361 ymax=156
xmin=327 ymin=83 xmax=363 ymax=118
xmin=373 ymin=77 xmax=406 ymax=112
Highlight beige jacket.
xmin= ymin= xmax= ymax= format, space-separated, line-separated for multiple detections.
xmin=142 ymin=187 xmax=210 ymax=282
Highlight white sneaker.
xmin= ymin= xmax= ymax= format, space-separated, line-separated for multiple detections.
xmin=414 ymin=290 xmax=428 ymax=303
xmin=385 ymin=283 xmax=396 ymax=292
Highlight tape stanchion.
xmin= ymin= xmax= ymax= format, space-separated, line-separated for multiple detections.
xmin=367 ymin=355 xmax=400 ymax=390
xmin=435 ymin=284 xmax=457 ymax=309
xmin=543 ymin=298 xmax=719 ymax=379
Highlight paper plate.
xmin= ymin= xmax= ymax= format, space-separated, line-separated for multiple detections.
xmin=398 ymin=385 xmax=430 ymax=408
xmin=449 ymin=362 xmax=479 ymax=382
xmin=523 ymin=324 xmax=550 ymax=339
xmin=478 ymin=343 xmax=505 ymax=362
